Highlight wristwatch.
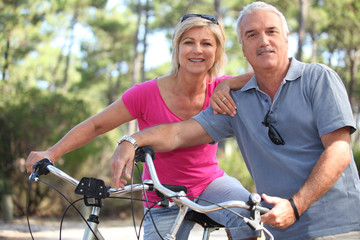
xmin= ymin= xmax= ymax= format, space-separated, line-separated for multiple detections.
xmin=117 ymin=135 xmax=138 ymax=150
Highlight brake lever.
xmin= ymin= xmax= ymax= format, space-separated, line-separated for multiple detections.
xmin=29 ymin=158 xmax=53 ymax=181
xmin=244 ymin=193 xmax=274 ymax=239
xmin=244 ymin=217 xmax=274 ymax=240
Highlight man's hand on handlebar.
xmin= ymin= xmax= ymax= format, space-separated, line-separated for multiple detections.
xmin=260 ymin=193 xmax=297 ymax=229
xmin=110 ymin=141 xmax=136 ymax=189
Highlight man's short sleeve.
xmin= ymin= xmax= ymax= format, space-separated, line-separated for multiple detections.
xmin=309 ymin=64 xmax=356 ymax=136
xmin=193 ymin=107 xmax=235 ymax=142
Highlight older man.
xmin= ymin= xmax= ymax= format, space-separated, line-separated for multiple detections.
xmin=112 ymin=2 xmax=360 ymax=239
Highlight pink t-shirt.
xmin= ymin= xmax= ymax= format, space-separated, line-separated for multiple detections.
xmin=122 ymin=76 xmax=232 ymax=205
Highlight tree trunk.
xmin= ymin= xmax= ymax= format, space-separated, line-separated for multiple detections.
xmin=2 ymin=32 xmax=10 ymax=82
xmin=141 ymin=0 xmax=150 ymax=83
xmin=296 ymin=0 xmax=308 ymax=61
xmin=1 ymin=194 xmax=13 ymax=223
xmin=348 ymin=49 xmax=360 ymax=109
xmin=62 ymin=8 xmax=79 ymax=90
xmin=309 ymin=29 xmax=317 ymax=63
xmin=1 ymin=31 xmax=11 ymax=99
xmin=128 ymin=0 xmax=142 ymax=135
xmin=214 ymin=0 xmax=223 ymax=23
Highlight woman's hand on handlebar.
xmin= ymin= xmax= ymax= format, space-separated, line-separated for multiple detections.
xmin=26 ymin=151 xmax=54 ymax=173
xmin=110 ymin=142 xmax=136 ymax=189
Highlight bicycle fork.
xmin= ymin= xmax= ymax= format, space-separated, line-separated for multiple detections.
xmin=83 ymin=206 xmax=105 ymax=240
xmin=164 ymin=204 xmax=189 ymax=240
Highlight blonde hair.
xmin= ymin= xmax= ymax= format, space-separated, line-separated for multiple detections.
xmin=170 ymin=17 xmax=226 ymax=81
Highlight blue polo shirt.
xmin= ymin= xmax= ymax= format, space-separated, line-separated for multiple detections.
xmin=193 ymin=58 xmax=360 ymax=239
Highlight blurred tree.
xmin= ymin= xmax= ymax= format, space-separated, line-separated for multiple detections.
xmin=0 ymin=88 xmax=100 ymax=215
xmin=296 ymin=0 xmax=308 ymax=61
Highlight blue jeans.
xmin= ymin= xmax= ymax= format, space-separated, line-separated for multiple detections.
xmin=143 ymin=174 xmax=259 ymax=240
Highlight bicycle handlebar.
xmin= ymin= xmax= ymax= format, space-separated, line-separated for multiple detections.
xmin=29 ymin=158 xmax=151 ymax=196
xmin=29 ymin=151 xmax=268 ymax=214
xmin=29 ymin=146 xmax=273 ymax=239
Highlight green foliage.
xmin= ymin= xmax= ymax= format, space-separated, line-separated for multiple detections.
xmin=217 ymin=139 xmax=256 ymax=192
xmin=0 ymin=171 xmax=11 ymax=194
xmin=146 ymin=62 xmax=172 ymax=80
xmin=352 ymin=146 xmax=360 ymax=177
xmin=0 ymin=87 xmax=106 ymax=215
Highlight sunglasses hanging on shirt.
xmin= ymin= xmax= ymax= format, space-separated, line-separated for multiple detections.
xmin=262 ymin=110 xmax=285 ymax=145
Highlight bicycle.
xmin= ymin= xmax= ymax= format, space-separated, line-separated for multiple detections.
xmin=27 ymin=146 xmax=274 ymax=240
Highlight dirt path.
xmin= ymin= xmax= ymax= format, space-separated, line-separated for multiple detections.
xmin=0 ymin=218 xmax=228 ymax=240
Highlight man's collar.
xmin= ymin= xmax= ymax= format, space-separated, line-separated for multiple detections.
xmin=284 ymin=57 xmax=305 ymax=81
xmin=240 ymin=57 xmax=305 ymax=92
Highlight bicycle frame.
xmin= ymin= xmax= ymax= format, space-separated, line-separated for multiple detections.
xmin=29 ymin=147 xmax=274 ymax=240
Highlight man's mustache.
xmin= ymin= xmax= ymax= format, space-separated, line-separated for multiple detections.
xmin=256 ymin=47 xmax=275 ymax=55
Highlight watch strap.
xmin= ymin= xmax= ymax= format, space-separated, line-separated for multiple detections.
xmin=117 ymin=135 xmax=138 ymax=150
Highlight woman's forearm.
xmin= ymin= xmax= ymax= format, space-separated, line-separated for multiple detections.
xmin=227 ymin=72 xmax=254 ymax=89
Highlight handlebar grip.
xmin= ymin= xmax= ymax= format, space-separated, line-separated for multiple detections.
xmin=247 ymin=193 xmax=272 ymax=215
xmin=33 ymin=158 xmax=53 ymax=175
xmin=30 ymin=158 xmax=53 ymax=180
xmin=134 ymin=146 xmax=155 ymax=163
xmin=257 ymin=205 xmax=270 ymax=215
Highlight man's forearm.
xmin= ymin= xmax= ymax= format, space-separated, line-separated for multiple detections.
xmin=131 ymin=122 xmax=180 ymax=152
xmin=292 ymin=128 xmax=351 ymax=216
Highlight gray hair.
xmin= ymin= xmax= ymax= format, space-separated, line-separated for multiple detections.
xmin=236 ymin=1 xmax=289 ymax=44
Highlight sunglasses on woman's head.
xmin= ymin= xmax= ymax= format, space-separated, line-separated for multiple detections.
xmin=180 ymin=14 xmax=219 ymax=24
